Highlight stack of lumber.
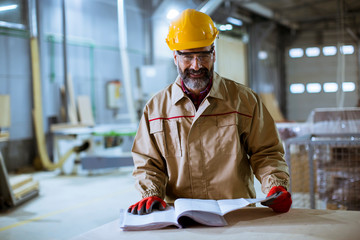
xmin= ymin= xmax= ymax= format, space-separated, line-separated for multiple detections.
xmin=9 ymin=174 xmax=39 ymax=200
xmin=0 ymin=95 xmax=10 ymax=141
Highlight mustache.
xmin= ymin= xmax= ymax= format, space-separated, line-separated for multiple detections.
xmin=184 ymin=68 xmax=209 ymax=77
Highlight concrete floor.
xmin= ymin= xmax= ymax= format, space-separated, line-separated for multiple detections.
xmin=0 ymin=167 xmax=140 ymax=240
xmin=0 ymin=166 xmax=267 ymax=240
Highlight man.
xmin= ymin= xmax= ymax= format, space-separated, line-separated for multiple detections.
xmin=128 ymin=9 xmax=292 ymax=215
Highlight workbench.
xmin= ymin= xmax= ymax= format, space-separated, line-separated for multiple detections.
xmin=70 ymin=207 xmax=360 ymax=240
xmin=51 ymin=123 xmax=137 ymax=174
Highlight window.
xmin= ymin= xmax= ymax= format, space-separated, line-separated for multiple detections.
xmin=0 ymin=0 xmax=26 ymax=29
xmin=323 ymin=46 xmax=337 ymax=56
xmin=305 ymin=47 xmax=320 ymax=57
xmin=289 ymin=48 xmax=304 ymax=58
xmin=144 ymin=67 xmax=156 ymax=77
xmin=290 ymin=83 xmax=305 ymax=94
xmin=306 ymin=83 xmax=321 ymax=93
xmin=340 ymin=45 xmax=354 ymax=55
xmin=323 ymin=82 xmax=338 ymax=92
xmin=0 ymin=4 xmax=18 ymax=11
xmin=342 ymin=82 xmax=356 ymax=92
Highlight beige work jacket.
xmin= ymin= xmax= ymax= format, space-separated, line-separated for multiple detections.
xmin=132 ymin=72 xmax=289 ymax=203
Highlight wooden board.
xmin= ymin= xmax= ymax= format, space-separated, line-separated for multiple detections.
xmin=9 ymin=174 xmax=33 ymax=190
xmin=12 ymin=180 xmax=39 ymax=200
xmin=67 ymin=75 xmax=78 ymax=124
xmin=77 ymin=95 xmax=95 ymax=126
xmin=217 ymin=35 xmax=248 ymax=85
xmin=260 ymin=93 xmax=285 ymax=122
xmin=50 ymin=123 xmax=89 ymax=132
xmin=0 ymin=95 xmax=10 ymax=127
xmin=0 ymin=132 xmax=9 ymax=141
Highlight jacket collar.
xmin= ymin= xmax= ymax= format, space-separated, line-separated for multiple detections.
xmin=208 ymin=72 xmax=225 ymax=100
xmin=171 ymin=72 xmax=225 ymax=105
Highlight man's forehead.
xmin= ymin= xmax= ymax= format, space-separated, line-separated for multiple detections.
xmin=178 ymin=45 xmax=212 ymax=53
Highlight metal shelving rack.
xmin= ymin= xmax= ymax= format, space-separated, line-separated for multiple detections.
xmin=285 ymin=133 xmax=360 ymax=210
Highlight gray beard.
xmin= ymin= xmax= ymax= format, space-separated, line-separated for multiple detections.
xmin=177 ymin=65 xmax=213 ymax=92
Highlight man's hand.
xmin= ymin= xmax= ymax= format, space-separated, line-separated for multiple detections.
xmin=262 ymin=186 xmax=292 ymax=213
xmin=128 ymin=196 xmax=167 ymax=215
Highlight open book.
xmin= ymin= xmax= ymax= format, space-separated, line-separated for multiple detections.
xmin=119 ymin=194 xmax=278 ymax=231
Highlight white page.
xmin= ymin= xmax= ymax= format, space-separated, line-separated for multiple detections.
xmin=246 ymin=197 xmax=268 ymax=204
xmin=119 ymin=195 xmax=279 ymax=230
xmin=174 ymin=198 xmax=222 ymax=217
xmin=217 ymin=198 xmax=252 ymax=215
xmin=181 ymin=210 xmax=228 ymax=227
xmin=246 ymin=193 xmax=279 ymax=205
xmin=217 ymin=197 xmax=270 ymax=215
xmin=120 ymin=207 xmax=177 ymax=228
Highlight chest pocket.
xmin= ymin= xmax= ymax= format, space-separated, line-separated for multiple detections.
xmin=217 ymin=113 xmax=241 ymax=155
xmin=149 ymin=119 xmax=182 ymax=158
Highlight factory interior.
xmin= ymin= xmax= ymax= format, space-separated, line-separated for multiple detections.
xmin=0 ymin=0 xmax=360 ymax=239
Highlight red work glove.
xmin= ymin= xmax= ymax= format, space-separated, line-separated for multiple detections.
xmin=262 ymin=186 xmax=292 ymax=213
xmin=128 ymin=196 xmax=167 ymax=215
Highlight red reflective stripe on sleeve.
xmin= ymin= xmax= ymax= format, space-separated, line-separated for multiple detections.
xmin=149 ymin=115 xmax=195 ymax=122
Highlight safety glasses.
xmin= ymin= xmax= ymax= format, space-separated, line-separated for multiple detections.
xmin=176 ymin=46 xmax=214 ymax=65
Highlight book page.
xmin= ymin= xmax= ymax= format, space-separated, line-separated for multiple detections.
xmin=178 ymin=211 xmax=227 ymax=227
xmin=119 ymin=195 xmax=280 ymax=230
xmin=119 ymin=207 xmax=179 ymax=231
xmin=174 ymin=198 xmax=222 ymax=216
xmin=174 ymin=199 xmax=227 ymax=227
xmin=217 ymin=198 xmax=252 ymax=215
xmin=217 ymin=197 xmax=270 ymax=215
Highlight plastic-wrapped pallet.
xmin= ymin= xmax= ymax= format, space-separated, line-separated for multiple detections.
xmin=307 ymin=107 xmax=360 ymax=134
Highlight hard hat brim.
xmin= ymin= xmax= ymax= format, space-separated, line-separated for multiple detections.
xmin=166 ymin=30 xmax=218 ymax=51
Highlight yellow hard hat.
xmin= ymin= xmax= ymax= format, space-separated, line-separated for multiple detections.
xmin=166 ymin=9 xmax=219 ymax=51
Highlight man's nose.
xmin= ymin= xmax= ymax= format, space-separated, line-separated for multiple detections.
xmin=189 ymin=56 xmax=202 ymax=70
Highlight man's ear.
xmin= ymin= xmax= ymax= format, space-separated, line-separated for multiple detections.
xmin=173 ymin=51 xmax=178 ymax=66
xmin=213 ymin=49 xmax=216 ymax=63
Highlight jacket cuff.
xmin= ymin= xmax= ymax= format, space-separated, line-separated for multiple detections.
xmin=141 ymin=185 xmax=164 ymax=199
xmin=262 ymin=177 xmax=289 ymax=194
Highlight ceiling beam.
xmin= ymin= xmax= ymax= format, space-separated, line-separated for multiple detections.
xmin=281 ymin=0 xmax=334 ymax=11
xmin=198 ymin=0 xmax=224 ymax=15
xmin=239 ymin=2 xmax=299 ymax=30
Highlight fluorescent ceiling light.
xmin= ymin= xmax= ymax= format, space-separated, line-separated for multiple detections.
xmin=219 ymin=24 xmax=233 ymax=31
xmin=0 ymin=4 xmax=18 ymax=12
xmin=166 ymin=9 xmax=179 ymax=20
xmin=226 ymin=17 xmax=242 ymax=26
xmin=258 ymin=51 xmax=268 ymax=60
